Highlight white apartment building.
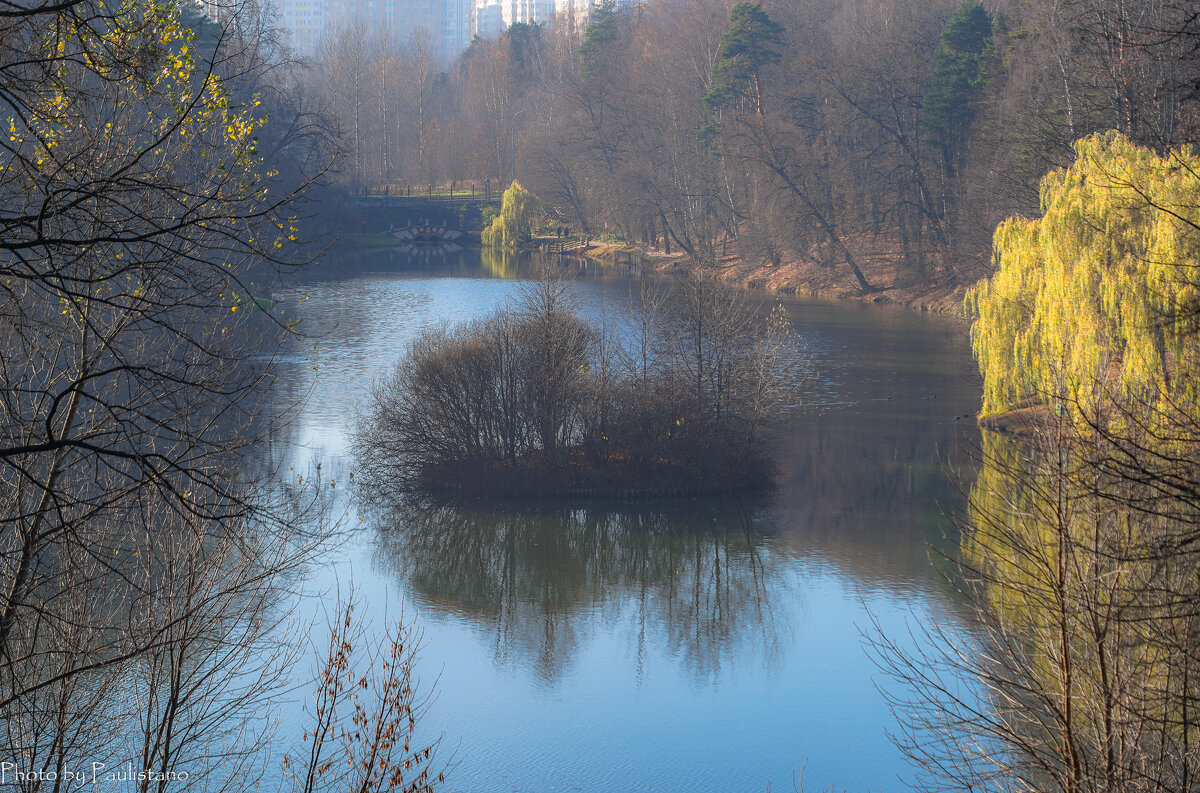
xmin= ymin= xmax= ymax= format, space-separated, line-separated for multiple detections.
xmin=473 ymin=2 xmax=505 ymax=38
xmin=498 ymin=0 xmax=553 ymax=28
xmin=471 ymin=0 xmax=589 ymax=38
xmin=274 ymin=0 xmax=591 ymax=62
xmin=277 ymin=0 xmax=326 ymax=52
xmin=277 ymin=0 xmax=472 ymax=63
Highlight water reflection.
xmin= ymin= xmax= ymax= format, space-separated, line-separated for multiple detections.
xmin=371 ymin=499 xmax=788 ymax=683
xmin=478 ymin=246 xmax=521 ymax=279
xmin=271 ymin=255 xmax=986 ymax=792
xmin=773 ymin=407 xmax=973 ymax=597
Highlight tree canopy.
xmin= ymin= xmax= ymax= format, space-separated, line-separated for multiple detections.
xmin=967 ymin=131 xmax=1200 ymax=420
xmin=702 ymin=3 xmax=786 ymax=116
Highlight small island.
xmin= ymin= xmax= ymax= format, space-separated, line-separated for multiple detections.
xmin=353 ymin=264 xmax=795 ymax=499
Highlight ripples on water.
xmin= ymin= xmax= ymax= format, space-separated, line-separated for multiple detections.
xmin=270 ymin=251 xmax=981 ymax=793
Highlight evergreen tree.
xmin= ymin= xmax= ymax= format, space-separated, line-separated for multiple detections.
xmin=503 ymin=21 xmax=543 ymax=85
xmin=922 ymin=2 xmax=993 ymax=178
xmin=579 ymin=0 xmax=620 ymax=82
xmin=702 ymin=3 xmax=785 ymax=117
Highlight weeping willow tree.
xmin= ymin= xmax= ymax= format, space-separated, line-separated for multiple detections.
xmin=481 ymin=180 xmax=540 ymax=249
xmin=967 ymin=131 xmax=1200 ymax=422
xmin=893 ymin=130 xmax=1200 ymax=793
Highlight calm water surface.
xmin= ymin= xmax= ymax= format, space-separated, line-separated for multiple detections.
xmin=275 ymin=250 xmax=981 ymax=793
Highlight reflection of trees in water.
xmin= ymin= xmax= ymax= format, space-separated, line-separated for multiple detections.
xmin=478 ymin=247 xmax=522 ymax=279
xmin=323 ymin=249 xmax=485 ymax=277
xmin=878 ymin=425 xmax=1200 ymax=793
xmin=772 ymin=405 xmax=977 ymax=593
xmin=767 ymin=307 xmax=981 ymax=593
xmin=371 ymin=501 xmax=788 ymax=682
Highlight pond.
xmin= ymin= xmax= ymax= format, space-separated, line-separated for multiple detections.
xmin=275 ymin=249 xmax=982 ymax=793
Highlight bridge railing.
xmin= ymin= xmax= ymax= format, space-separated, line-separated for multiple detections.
xmin=539 ymin=236 xmax=591 ymax=254
xmin=349 ymin=182 xmax=509 ymax=205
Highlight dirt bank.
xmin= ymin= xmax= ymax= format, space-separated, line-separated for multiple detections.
xmin=571 ymin=239 xmax=979 ymax=315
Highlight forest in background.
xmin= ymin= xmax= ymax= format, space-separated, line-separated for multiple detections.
xmin=301 ymin=0 xmax=1200 ymax=294
xmin=7 ymin=0 xmax=1200 ymax=788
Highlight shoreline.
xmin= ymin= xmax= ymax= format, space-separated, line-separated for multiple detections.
xmin=563 ymin=239 xmax=976 ymax=316
xmin=551 ymin=237 xmax=998 ymax=429
xmin=976 ymin=403 xmax=1056 ymax=438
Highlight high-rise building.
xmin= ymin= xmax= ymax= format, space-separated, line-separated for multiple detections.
xmin=497 ymin=0 xmax=552 ymax=28
xmin=277 ymin=0 xmax=327 ymax=53
xmin=553 ymin=0 xmax=589 ymax=32
xmin=274 ymin=0 xmax=592 ymax=62
xmin=277 ymin=0 xmax=472 ymax=63
xmin=470 ymin=0 xmax=590 ymax=40
xmin=472 ymin=2 xmax=505 ymax=39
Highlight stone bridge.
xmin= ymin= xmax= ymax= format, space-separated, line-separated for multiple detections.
xmin=387 ymin=222 xmax=467 ymax=253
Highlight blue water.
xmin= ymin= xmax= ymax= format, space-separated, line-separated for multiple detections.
xmin=271 ymin=252 xmax=980 ymax=793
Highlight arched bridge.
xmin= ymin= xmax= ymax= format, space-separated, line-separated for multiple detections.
xmin=387 ymin=222 xmax=466 ymax=254
xmin=390 ymin=223 xmax=465 ymax=244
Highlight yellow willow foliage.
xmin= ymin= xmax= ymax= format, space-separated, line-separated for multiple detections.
xmin=481 ymin=181 xmax=539 ymax=249
xmin=966 ymin=430 xmax=1200 ymax=762
xmin=967 ymin=131 xmax=1200 ymax=422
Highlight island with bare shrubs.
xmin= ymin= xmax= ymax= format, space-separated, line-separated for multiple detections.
xmin=353 ymin=264 xmax=796 ymax=499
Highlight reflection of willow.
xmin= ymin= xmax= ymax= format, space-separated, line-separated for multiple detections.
xmin=372 ymin=501 xmax=788 ymax=682
xmin=882 ymin=424 xmax=1200 ymax=793
xmin=478 ymin=247 xmax=521 ymax=280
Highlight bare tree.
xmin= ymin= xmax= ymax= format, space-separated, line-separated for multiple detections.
xmin=874 ymin=404 xmax=1200 ymax=793
xmin=285 ymin=596 xmax=444 ymax=793
xmin=0 ymin=3 xmax=350 ymax=791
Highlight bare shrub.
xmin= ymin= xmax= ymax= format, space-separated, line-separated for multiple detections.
xmin=286 ymin=598 xmax=444 ymax=793
xmin=354 ymin=266 xmax=793 ymax=497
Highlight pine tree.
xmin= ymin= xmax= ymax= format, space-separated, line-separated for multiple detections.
xmin=702 ymin=3 xmax=785 ymax=118
xmin=579 ymin=0 xmax=620 ymax=82
xmin=922 ymin=2 xmax=993 ymax=179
